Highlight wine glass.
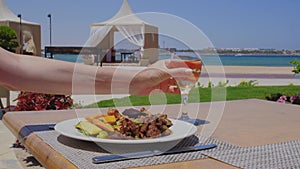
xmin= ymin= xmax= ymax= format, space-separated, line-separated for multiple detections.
xmin=177 ymin=59 xmax=202 ymax=125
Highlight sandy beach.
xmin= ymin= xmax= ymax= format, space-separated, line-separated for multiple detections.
xmin=202 ymin=65 xmax=294 ymax=75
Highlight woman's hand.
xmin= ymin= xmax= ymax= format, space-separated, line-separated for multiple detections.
xmin=129 ymin=59 xmax=196 ymax=96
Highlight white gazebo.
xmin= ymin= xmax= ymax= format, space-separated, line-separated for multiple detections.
xmin=0 ymin=0 xmax=41 ymax=55
xmin=90 ymin=0 xmax=159 ymax=65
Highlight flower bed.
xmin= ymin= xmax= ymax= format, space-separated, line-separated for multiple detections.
xmin=13 ymin=92 xmax=73 ymax=111
xmin=266 ymin=93 xmax=300 ymax=105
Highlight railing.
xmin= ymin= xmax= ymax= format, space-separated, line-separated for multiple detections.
xmin=44 ymin=46 xmax=104 ymax=66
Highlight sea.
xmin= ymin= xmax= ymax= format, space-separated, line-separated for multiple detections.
xmin=52 ymin=53 xmax=300 ymax=67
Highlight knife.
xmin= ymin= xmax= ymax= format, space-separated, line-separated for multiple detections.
xmin=92 ymin=144 xmax=217 ymax=164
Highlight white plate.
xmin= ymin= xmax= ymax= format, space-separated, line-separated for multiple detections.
xmin=55 ymin=118 xmax=197 ymax=153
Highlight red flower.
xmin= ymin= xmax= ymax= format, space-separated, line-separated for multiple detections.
xmin=13 ymin=92 xmax=73 ymax=111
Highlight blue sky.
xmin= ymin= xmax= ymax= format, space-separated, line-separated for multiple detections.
xmin=5 ymin=0 xmax=300 ymax=50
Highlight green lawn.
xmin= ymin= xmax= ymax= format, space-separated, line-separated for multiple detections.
xmin=86 ymin=86 xmax=300 ymax=108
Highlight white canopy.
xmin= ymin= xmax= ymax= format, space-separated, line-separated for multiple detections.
xmin=0 ymin=0 xmax=38 ymax=25
xmin=89 ymin=0 xmax=158 ymax=65
xmin=91 ymin=0 xmax=149 ymax=26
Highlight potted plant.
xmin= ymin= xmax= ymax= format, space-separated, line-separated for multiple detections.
xmin=289 ymin=58 xmax=300 ymax=78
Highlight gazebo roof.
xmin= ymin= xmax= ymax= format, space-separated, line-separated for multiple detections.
xmin=91 ymin=0 xmax=152 ymax=26
xmin=0 ymin=0 xmax=39 ymax=25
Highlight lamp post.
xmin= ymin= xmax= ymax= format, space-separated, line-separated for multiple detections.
xmin=47 ymin=14 xmax=52 ymax=47
xmin=17 ymin=14 xmax=22 ymax=54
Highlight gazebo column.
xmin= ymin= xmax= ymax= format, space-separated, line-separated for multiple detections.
xmin=140 ymin=26 xmax=159 ymax=66
xmin=141 ymin=48 xmax=158 ymax=66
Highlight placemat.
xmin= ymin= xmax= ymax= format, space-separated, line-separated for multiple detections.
xmin=203 ymin=140 xmax=300 ymax=169
xmin=35 ymin=131 xmax=237 ymax=169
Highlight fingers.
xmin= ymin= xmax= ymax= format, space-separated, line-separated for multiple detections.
xmin=135 ymin=76 xmax=181 ymax=96
xmin=165 ymin=59 xmax=189 ymax=69
xmin=135 ymin=60 xmax=200 ymax=96
xmin=159 ymin=78 xmax=180 ymax=94
xmin=165 ymin=59 xmax=202 ymax=71
xmin=167 ymin=68 xmax=197 ymax=82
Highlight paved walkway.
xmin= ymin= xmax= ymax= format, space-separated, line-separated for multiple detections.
xmin=0 ymin=120 xmax=23 ymax=169
xmin=1 ymin=115 xmax=44 ymax=169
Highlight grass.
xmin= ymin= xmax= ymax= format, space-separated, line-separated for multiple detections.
xmin=86 ymin=86 xmax=300 ymax=108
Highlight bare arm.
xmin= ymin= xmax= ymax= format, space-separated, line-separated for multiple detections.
xmin=0 ymin=48 xmax=192 ymax=95
xmin=0 ymin=48 xmax=75 ymax=94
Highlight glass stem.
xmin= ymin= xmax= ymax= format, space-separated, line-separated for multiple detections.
xmin=181 ymin=93 xmax=189 ymax=118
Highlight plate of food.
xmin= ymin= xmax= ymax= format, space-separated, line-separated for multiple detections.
xmin=55 ymin=107 xmax=197 ymax=153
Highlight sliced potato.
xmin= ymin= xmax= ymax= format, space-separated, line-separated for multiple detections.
xmin=85 ymin=114 xmax=104 ymax=122
xmin=91 ymin=119 xmax=114 ymax=132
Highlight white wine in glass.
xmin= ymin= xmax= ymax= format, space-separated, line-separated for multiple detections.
xmin=177 ymin=60 xmax=202 ymax=125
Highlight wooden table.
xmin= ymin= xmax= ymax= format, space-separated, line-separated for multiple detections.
xmin=3 ymin=99 xmax=300 ymax=169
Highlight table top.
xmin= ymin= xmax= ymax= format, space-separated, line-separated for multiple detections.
xmin=3 ymin=99 xmax=300 ymax=169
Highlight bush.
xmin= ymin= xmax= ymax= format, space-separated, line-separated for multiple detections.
xmin=13 ymin=92 xmax=73 ymax=111
xmin=237 ymin=80 xmax=258 ymax=87
xmin=290 ymin=93 xmax=300 ymax=105
xmin=0 ymin=26 xmax=19 ymax=53
xmin=290 ymin=59 xmax=300 ymax=74
xmin=266 ymin=93 xmax=283 ymax=101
